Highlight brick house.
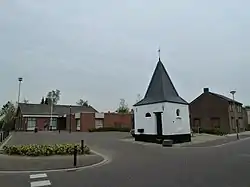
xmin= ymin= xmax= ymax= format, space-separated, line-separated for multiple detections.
xmin=16 ymin=103 xmax=133 ymax=132
xmin=66 ymin=112 xmax=133 ymax=132
xmin=16 ymin=103 xmax=97 ymax=131
xmin=244 ymin=107 xmax=250 ymax=130
xmin=189 ymin=88 xmax=246 ymax=134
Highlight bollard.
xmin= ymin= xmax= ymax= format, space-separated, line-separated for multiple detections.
xmin=73 ymin=145 xmax=77 ymax=167
xmin=81 ymin=140 xmax=84 ymax=155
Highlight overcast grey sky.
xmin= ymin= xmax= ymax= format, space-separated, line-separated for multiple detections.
xmin=0 ymin=0 xmax=249 ymax=111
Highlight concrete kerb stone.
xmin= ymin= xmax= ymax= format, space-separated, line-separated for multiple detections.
xmin=0 ymin=146 xmax=111 ymax=174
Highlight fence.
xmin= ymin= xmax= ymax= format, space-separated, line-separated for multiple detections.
xmin=0 ymin=131 xmax=10 ymax=143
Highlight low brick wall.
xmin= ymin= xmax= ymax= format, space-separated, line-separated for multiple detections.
xmin=104 ymin=113 xmax=133 ymax=129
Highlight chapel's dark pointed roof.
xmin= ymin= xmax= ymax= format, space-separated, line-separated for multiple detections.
xmin=134 ymin=58 xmax=188 ymax=106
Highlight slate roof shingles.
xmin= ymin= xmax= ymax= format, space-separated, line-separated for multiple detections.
xmin=134 ymin=59 xmax=188 ymax=106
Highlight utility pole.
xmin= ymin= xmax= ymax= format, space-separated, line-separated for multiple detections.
xmin=50 ymin=95 xmax=53 ymax=131
xmin=69 ymin=105 xmax=72 ymax=133
xmin=230 ymin=90 xmax=239 ymax=140
xmin=17 ymin=77 xmax=23 ymax=130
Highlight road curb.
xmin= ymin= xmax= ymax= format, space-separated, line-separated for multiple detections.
xmin=0 ymin=147 xmax=111 ymax=174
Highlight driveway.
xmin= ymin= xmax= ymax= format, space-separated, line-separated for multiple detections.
xmin=1 ymin=131 xmax=250 ymax=187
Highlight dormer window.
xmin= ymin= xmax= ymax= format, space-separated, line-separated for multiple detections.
xmin=145 ymin=113 xmax=151 ymax=117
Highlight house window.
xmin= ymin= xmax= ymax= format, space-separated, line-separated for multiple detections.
xmin=193 ymin=118 xmax=201 ymax=133
xmin=76 ymin=119 xmax=81 ymax=130
xmin=145 ymin=113 xmax=151 ymax=117
xmin=27 ymin=118 xmax=36 ymax=130
xmin=237 ymin=106 xmax=242 ymax=113
xmin=49 ymin=118 xmax=57 ymax=130
xmin=229 ymin=104 xmax=233 ymax=111
xmin=176 ymin=109 xmax=180 ymax=116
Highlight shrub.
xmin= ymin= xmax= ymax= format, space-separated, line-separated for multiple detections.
xmin=88 ymin=127 xmax=130 ymax=132
xmin=192 ymin=128 xmax=225 ymax=136
xmin=2 ymin=143 xmax=90 ymax=156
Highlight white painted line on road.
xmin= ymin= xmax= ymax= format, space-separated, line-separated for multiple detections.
xmin=30 ymin=173 xmax=47 ymax=179
xmin=213 ymin=136 xmax=250 ymax=148
xmin=0 ymin=134 xmax=12 ymax=150
xmin=237 ymin=154 xmax=250 ymax=157
xmin=30 ymin=180 xmax=51 ymax=187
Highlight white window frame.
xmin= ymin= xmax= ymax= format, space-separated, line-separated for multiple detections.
xmin=95 ymin=119 xmax=103 ymax=129
xmin=27 ymin=118 xmax=36 ymax=131
xmin=76 ymin=119 xmax=81 ymax=131
xmin=49 ymin=118 xmax=57 ymax=130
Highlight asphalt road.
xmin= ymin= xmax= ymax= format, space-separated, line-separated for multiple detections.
xmin=1 ymin=132 xmax=250 ymax=187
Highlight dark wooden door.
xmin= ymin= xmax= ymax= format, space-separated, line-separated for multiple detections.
xmin=155 ymin=112 xmax=163 ymax=136
xmin=194 ymin=119 xmax=200 ymax=132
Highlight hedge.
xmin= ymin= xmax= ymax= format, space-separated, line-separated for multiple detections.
xmin=2 ymin=143 xmax=90 ymax=156
xmin=88 ymin=127 xmax=130 ymax=132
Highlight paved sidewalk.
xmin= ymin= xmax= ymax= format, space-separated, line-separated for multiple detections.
xmin=225 ymin=130 xmax=250 ymax=137
xmin=121 ymin=132 xmax=250 ymax=148
xmin=179 ymin=133 xmax=250 ymax=147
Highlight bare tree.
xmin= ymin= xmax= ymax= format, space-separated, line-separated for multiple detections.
xmin=116 ymin=99 xmax=130 ymax=113
xmin=23 ymin=98 xmax=29 ymax=103
xmin=76 ymin=99 xmax=89 ymax=107
xmin=0 ymin=101 xmax=16 ymax=130
xmin=40 ymin=97 xmax=45 ymax=104
xmin=46 ymin=89 xmax=61 ymax=105
xmin=136 ymin=94 xmax=142 ymax=102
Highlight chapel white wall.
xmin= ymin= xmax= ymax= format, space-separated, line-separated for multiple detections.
xmin=134 ymin=102 xmax=191 ymax=135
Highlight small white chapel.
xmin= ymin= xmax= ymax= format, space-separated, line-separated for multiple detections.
xmin=133 ymin=52 xmax=191 ymax=143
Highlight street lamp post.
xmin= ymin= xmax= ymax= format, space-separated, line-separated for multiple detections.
xmin=230 ymin=90 xmax=239 ymax=140
xmin=17 ymin=77 xmax=23 ymax=130
xmin=69 ymin=105 xmax=72 ymax=133
xmin=50 ymin=95 xmax=53 ymax=131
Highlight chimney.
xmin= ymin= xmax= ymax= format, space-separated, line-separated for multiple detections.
xmin=203 ymin=88 xmax=209 ymax=93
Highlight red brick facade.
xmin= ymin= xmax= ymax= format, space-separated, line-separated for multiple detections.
xmin=36 ymin=118 xmax=50 ymax=131
xmin=18 ymin=111 xmax=133 ymax=132
xmin=65 ymin=112 xmax=133 ymax=132
xmin=103 ymin=113 xmax=132 ymax=128
xmin=80 ymin=113 xmax=95 ymax=131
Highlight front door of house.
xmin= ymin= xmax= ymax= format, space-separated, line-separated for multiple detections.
xmin=154 ymin=112 xmax=163 ymax=136
xmin=194 ymin=119 xmax=201 ymax=133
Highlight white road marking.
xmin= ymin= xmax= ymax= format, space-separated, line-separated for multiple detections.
xmin=213 ymin=136 xmax=250 ymax=147
xmin=30 ymin=173 xmax=51 ymax=187
xmin=237 ymin=154 xmax=250 ymax=157
xmin=30 ymin=173 xmax=47 ymax=179
xmin=30 ymin=180 xmax=51 ymax=187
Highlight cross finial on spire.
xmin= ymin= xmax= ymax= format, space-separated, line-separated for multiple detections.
xmin=158 ymin=48 xmax=161 ymax=61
